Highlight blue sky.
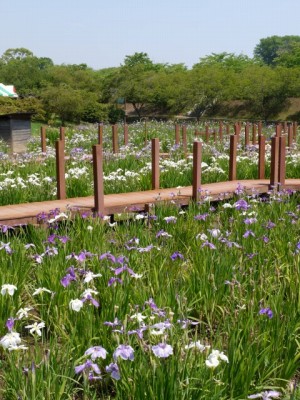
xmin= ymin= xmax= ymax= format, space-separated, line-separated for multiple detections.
xmin=1 ymin=0 xmax=300 ymax=69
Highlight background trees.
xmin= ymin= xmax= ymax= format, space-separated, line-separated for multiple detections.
xmin=0 ymin=38 xmax=300 ymax=124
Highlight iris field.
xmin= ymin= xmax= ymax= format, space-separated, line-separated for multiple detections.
xmin=0 ymin=121 xmax=300 ymax=399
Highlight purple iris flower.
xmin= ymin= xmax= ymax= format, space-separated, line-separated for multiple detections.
xmin=265 ymin=220 xmax=276 ymax=229
xmin=170 ymin=251 xmax=184 ymax=261
xmin=84 ymin=346 xmax=107 ymax=360
xmin=99 ymin=252 xmax=116 ymax=263
xmin=194 ymin=213 xmax=209 ymax=221
xmin=105 ymin=363 xmax=120 ymax=380
xmin=259 ymin=307 xmax=273 ymax=319
xmin=152 ymin=343 xmax=173 ymax=358
xmin=108 ymin=277 xmax=123 ymax=287
xmin=243 ymin=230 xmax=255 ymax=238
xmin=5 ymin=317 xmax=15 ymax=331
xmin=113 ymin=344 xmax=134 ymax=361
xmin=75 ymin=359 xmax=101 ymax=375
xmin=201 ymin=241 xmax=216 ymax=249
xmin=60 ymin=267 xmax=77 ymax=287
xmin=234 ymin=199 xmax=249 ymax=211
xmin=81 ymin=294 xmax=99 ymax=308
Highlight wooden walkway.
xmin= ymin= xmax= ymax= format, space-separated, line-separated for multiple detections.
xmin=1 ymin=179 xmax=300 ymax=226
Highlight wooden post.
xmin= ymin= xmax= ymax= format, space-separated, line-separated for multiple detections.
xmin=182 ymin=125 xmax=187 ymax=156
xmin=219 ymin=121 xmax=223 ymax=141
xmin=257 ymin=121 xmax=262 ymax=136
xmin=59 ymin=126 xmax=65 ymax=143
xmin=192 ymin=141 xmax=202 ymax=201
xmin=55 ymin=140 xmax=66 ymax=200
xmin=97 ymin=123 xmax=103 ymax=145
xmin=41 ymin=126 xmax=46 ymax=153
xmin=213 ymin=129 xmax=217 ymax=143
xmin=112 ymin=124 xmax=119 ymax=154
xmin=278 ymin=136 xmax=286 ymax=186
xmin=283 ymin=121 xmax=288 ymax=133
xmin=234 ymin=123 xmax=240 ymax=143
xmin=293 ymin=121 xmax=297 ymax=141
xmin=175 ymin=124 xmax=180 ymax=145
xmin=245 ymin=122 xmax=250 ymax=148
xmin=205 ymin=125 xmax=210 ymax=143
xmin=124 ymin=124 xmax=128 ymax=146
xmin=258 ymin=135 xmax=265 ymax=179
xmin=252 ymin=124 xmax=257 ymax=145
xmin=92 ymin=144 xmax=104 ymax=214
xmin=288 ymin=123 xmax=293 ymax=148
xmin=276 ymin=123 xmax=282 ymax=137
xmin=270 ymin=136 xmax=279 ymax=188
xmin=151 ymin=138 xmax=160 ymax=190
xmin=229 ymin=135 xmax=238 ymax=181
xmin=226 ymin=124 xmax=230 ymax=136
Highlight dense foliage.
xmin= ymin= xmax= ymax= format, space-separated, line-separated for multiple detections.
xmin=1 ymin=36 xmax=300 ymax=123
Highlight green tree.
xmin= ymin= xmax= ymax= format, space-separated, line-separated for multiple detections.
xmin=40 ymin=86 xmax=86 ymax=125
xmin=254 ymin=35 xmax=300 ymax=66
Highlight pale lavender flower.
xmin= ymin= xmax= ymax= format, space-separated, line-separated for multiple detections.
xmin=201 ymin=241 xmax=216 ymax=249
xmin=248 ymin=390 xmax=281 ymax=399
xmin=108 ymin=277 xmax=123 ymax=286
xmin=75 ymin=359 xmax=101 ymax=375
xmin=105 ymin=363 xmax=120 ymax=380
xmin=113 ymin=344 xmax=134 ymax=361
xmin=164 ymin=216 xmax=177 ymax=223
xmin=85 ymin=346 xmax=107 ymax=360
xmin=152 ymin=343 xmax=173 ymax=358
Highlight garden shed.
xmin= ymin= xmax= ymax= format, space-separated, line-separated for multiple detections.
xmin=0 ymin=113 xmax=32 ymax=153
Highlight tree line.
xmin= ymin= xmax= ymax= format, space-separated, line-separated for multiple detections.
xmin=1 ymin=35 xmax=300 ymax=124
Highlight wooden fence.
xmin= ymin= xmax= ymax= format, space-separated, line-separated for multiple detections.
xmin=49 ymin=121 xmax=296 ymax=214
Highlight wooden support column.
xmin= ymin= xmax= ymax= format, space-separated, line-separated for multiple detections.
xmin=245 ymin=122 xmax=250 ymax=148
xmin=276 ymin=123 xmax=282 ymax=137
xmin=175 ymin=124 xmax=180 ymax=145
xmin=226 ymin=124 xmax=230 ymax=136
xmin=293 ymin=122 xmax=297 ymax=141
xmin=59 ymin=126 xmax=65 ymax=143
xmin=278 ymin=136 xmax=286 ymax=186
xmin=270 ymin=136 xmax=279 ymax=188
xmin=124 ymin=124 xmax=128 ymax=146
xmin=182 ymin=125 xmax=187 ymax=156
xmin=258 ymin=121 xmax=262 ymax=136
xmin=252 ymin=124 xmax=257 ymax=145
xmin=219 ymin=121 xmax=223 ymax=141
xmin=288 ymin=124 xmax=293 ymax=148
xmin=205 ymin=125 xmax=210 ymax=143
xmin=41 ymin=126 xmax=46 ymax=153
xmin=234 ymin=123 xmax=241 ymax=143
xmin=283 ymin=121 xmax=288 ymax=133
xmin=151 ymin=138 xmax=160 ymax=190
xmin=192 ymin=141 xmax=202 ymax=201
xmin=258 ymin=135 xmax=265 ymax=179
xmin=97 ymin=123 xmax=103 ymax=145
xmin=92 ymin=144 xmax=104 ymax=214
xmin=112 ymin=124 xmax=119 ymax=153
xmin=213 ymin=129 xmax=217 ymax=143
xmin=229 ymin=135 xmax=238 ymax=181
xmin=55 ymin=140 xmax=66 ymax=200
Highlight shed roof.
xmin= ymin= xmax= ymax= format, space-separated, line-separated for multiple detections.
xmin=0 ymin=84 xmax=18 ymax=98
